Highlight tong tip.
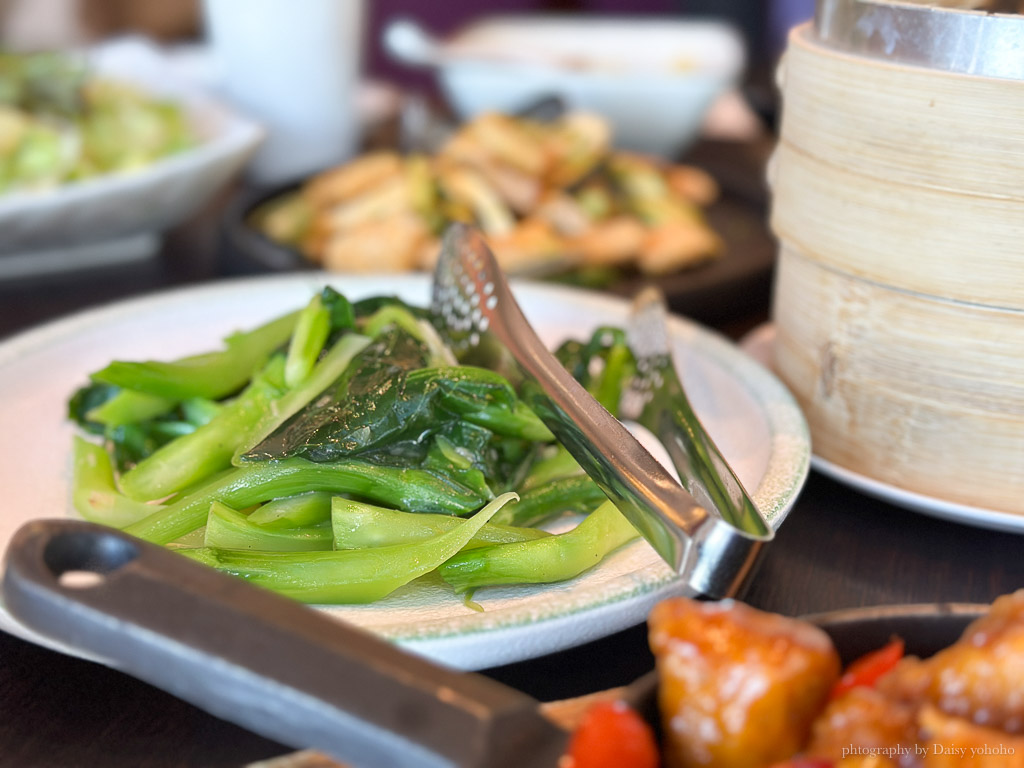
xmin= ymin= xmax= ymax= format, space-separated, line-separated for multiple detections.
xmin=627 ymin=288 xmax=673 ymax=360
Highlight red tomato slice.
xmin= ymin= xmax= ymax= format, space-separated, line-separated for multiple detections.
xmin=830 ymin=638 xmax=905 ymax=700
xmin=565 ymin=699 xmax=660 ymax=768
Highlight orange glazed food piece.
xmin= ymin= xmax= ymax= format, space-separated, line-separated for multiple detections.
xmin=879 ymin=590 xmax=1024 ymax=734
xmin=565 ymin=700 xmax=661 ymax=768
xmin=804 ymin=685 xmax=918 ymax=762
xmin=916 ymin=704 xmax=1024 ymax=768
xmin=648 ymin=598 xmax=841 ymax=768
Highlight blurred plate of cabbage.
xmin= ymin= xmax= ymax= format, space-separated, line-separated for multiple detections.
xmin=0 ymin=38 xmax=262 ymax=271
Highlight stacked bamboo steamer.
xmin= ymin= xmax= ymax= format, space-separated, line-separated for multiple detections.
xmin=769 ymin=0 xmax=1024 ymax=514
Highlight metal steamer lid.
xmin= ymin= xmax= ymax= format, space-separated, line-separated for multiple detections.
xmin=814 ymin=0 xmax=1024 ymax=79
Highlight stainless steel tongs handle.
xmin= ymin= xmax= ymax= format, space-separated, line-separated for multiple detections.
xmin=431 ymin=225 xmax=771 ymax=598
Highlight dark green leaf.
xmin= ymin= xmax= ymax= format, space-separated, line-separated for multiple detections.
xmin=67 ymin=381 xmax=119 ymax=434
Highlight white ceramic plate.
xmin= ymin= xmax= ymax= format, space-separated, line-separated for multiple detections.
xmin=741 ymin=323 xmax=1024 ymax=535
xmin=0 ymin=38 xmax=263 ymax=269
xmin=0 ymin=275 xmax=810 ymax=670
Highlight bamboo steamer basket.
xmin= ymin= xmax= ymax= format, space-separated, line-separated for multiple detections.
xmin=769 ymin=0 xmax=1024 ymax=514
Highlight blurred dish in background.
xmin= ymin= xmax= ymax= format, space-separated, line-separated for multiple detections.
xmin=0 ymin=37 xmax=262 ymax=279
xmin=223 ymin=136 xmax=778 ymax=327
xmin=246 ymin=110 xmax=724 ymax=279
xmin=0 ymin=50 xmax=193 ymax=194
xmin=384 ymin=15 xmax=747 ymax=158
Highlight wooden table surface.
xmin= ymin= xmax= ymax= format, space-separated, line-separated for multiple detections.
xmin=0 ymin=146 xmax=1020 ymax=768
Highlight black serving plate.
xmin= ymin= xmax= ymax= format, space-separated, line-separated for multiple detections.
xmin=219 ymin=154 xmax=776 ymax=328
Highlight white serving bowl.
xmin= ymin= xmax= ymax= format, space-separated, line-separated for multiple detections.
xmin=0 ymin=38 xmax=263 ymax=271
xmin=385 ymin=16 xmax=746 ymax=158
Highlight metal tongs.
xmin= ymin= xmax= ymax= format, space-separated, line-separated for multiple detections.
xmin=432 ymin=224 xmax=773 ymax=598
xmin=623 ymin=286 xmax=772 ymax=546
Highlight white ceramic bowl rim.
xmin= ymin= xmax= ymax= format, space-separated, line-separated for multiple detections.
xmin=445 ymin=15 xmax=747 ymax=78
